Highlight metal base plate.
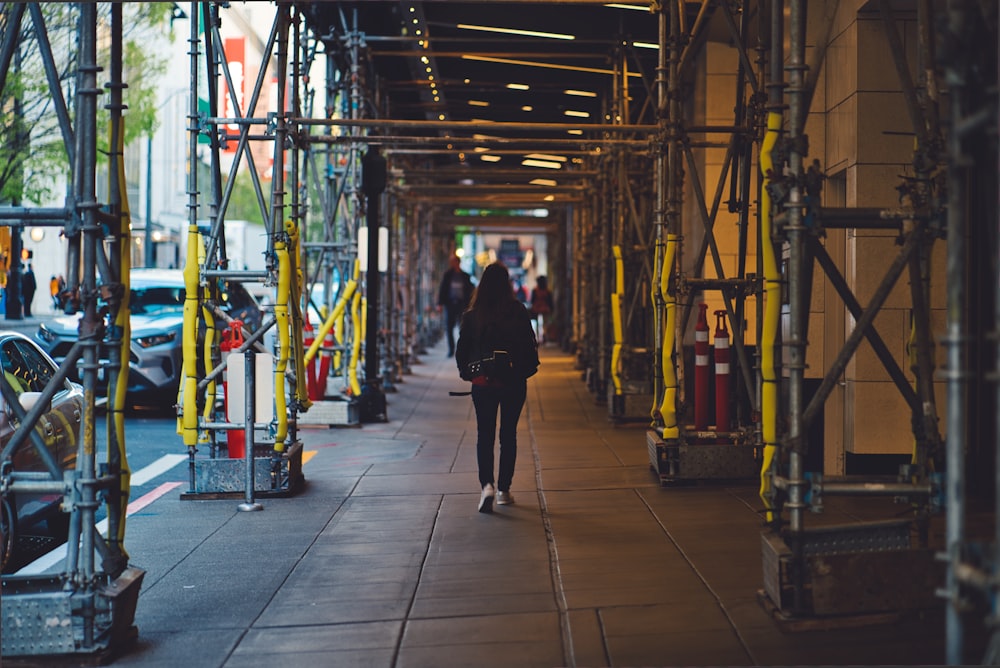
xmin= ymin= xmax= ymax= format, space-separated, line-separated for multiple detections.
xmin=297 ymin=398 xmax=359 ymax=426
xmin=647 ymin=430 xmax=758 ymax=481
xmin=2 ymin=567 xmax=144 ymax=660
xmin=760 ymin=528 xmax=941 ymax=622
xmin=181 ymin=441 xmax=305 ymax=498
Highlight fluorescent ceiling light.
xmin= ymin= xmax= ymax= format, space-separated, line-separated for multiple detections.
xmin=507 ymin=83 xmax=530 ymax=90
xmin=564 ymin=89 xmax=597 ymax=98
xmin=605 ymin=3 xmax=648 ymax=10
xmin=530 ymin=178 xmax=558 ymax=186
xmin=525 ymin=153 xmax=566 ymax=163
xmin=521 ymin=105 xmax=533 ymax=112
xmin=456 ymin=23 xmax=574 ymax=40
xmin=567 ymin=129 xmax=584 ymax=135
xmin=473 ymin=146 xmax=490 ymax=153
xmin=633 ymin=41 xmax=658 ymax=49
xmin=543 ymin=194 xmax=555 ymax=201
xmin=480 ymin=154 xmax=501 ymax=162
xmin=522 ymin=159 xmax=562 ymax=170
xmin=462 ymin=54 xmax=642 ymax=78
xmin=468 ymin=100 xmax=490 ymax=107
xmin=564 ymin=110 xmax=591 ymax=118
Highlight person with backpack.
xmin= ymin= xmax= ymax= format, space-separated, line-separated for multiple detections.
xmin=455 ymin=262 xmax=539 ymax=513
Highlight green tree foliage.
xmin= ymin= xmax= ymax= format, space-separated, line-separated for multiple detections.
xmin=0 ymin=3 xmax=173 ymax=204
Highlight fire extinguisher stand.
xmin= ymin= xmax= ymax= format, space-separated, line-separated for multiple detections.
xmin=238 ymin=349 xmax=263 ymax=512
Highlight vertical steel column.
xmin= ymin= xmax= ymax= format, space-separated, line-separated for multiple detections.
xmin=785 ymin=0 xmax=809 ymax=611
xmin=74 ymin=2 xmax=100 ymax=645
xmin=665 ymin=0 xmax=683 ymax=415
xmin=650 ymin=4 xmax=667 ymax=428
xmin=104 ymin=2 xmax=127 ymax=571
xmin=943 ymin=1 xmax=969 ymax=659
xmin=185 ymin=1 xmax=201 ymax=491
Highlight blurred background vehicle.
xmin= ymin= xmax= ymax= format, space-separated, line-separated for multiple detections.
xmin=34 ymin=269 xmax=262 ymax=407
xmin=0 ymin=332 xmax=83 ymax=571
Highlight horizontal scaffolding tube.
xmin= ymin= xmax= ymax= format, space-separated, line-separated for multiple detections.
xmin=293 ymin=117 xmax=657 ymax=133
xmin=0 ymin=207 xmax=71 ymax=222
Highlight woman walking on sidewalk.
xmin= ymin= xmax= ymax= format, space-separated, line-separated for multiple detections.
xmin=456 ymin=262 xmax=539 ymax=513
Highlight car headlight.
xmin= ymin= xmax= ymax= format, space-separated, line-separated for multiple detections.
xmin=134 ymin=331 xmax=177 ymax=348
xmin=37 ymin=324 xmax=58 ymax=343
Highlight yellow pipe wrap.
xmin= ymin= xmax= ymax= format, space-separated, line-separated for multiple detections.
xmin=284 ymin=220 xmax=311 ymax=408
xmin=610 ymin=245 xmax=624 ymax=396
xmin=181 ymin=227 xmax=201 ymax=446
xmin=305 ymin=279 xmax=356 ymax=365
xmin=348 ymin=260 xmax=363 ymax=397
xmin=659 ymin=233 xmax=679 ymax=437
xmin=273 ymin=233 xmax=291 ymax=450
xmin=111 ymin=125 xmax=131 ymax=551
xmin=759 ymin=111 xmax=783 ymax=519
xmin=334 ymin=303 xmax=346 ymax=368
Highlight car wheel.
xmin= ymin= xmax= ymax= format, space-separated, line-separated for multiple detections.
xmin=0 ymin=495 xmax=15 ymax=571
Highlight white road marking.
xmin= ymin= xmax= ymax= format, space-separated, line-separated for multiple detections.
xmin=129 ymin=454 xmax=187 ymax=486
xmin=12 ymin=455 xmax=187 ymax=576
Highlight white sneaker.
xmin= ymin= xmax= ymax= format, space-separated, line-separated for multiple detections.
xmin=478 ymin=483 xmax=495 ymax=513
xmin=496 ymin=490 xmax=514 ymax=506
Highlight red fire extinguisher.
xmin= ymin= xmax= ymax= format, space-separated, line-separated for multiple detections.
xmin=220 ymin=320 xmax=245 ymax=458
xmin=713 ymin=309 xmax=730 ymax=435
xmin=695 ymin=303 xmax=710 ymax=430
xmin=316 ymin=327 xmax=334 ymax=398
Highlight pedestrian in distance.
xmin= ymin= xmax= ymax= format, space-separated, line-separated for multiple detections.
xmin=437 ymin=254 xmax=474 ymax=357
xmin=50 ymin=275 xmax=60 ymax=310
xmin=455 ymin=262 xmax=539 ymax=513
xmin=21 ymin=263 xmax=36 ymax=317
xmin=530 ymin=275 xmax=553 ymax=344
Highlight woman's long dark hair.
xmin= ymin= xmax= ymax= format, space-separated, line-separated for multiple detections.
xmin=467 ymin=262 xmax=517 ymax=324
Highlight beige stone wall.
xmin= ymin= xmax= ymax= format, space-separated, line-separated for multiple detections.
xmin=694 ymin=1 xmax=945 ymax=471
xmin=823 ymin=4 xmax=946 ymax=462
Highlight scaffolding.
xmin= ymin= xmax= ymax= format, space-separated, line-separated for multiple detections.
xmin=0 ymin=4 xmax=143 ymax=658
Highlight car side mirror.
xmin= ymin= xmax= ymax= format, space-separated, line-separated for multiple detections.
xmin=17 ymin=392 xmax=50 ymax=414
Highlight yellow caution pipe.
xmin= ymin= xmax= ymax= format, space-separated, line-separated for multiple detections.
xmin=273 ymin=232 xmax=291 ymax=450
xmin=659 ymin=233 xmax=679 ymax=438
xmin=111 ymin=126 xmax=131 ymax=552
xmin=611 ymin=245 xmax=624 ymax=396
xmin=305 ymin=278 xmax=357 ymax=366
xmin=759 ymin=111 xmax=783 ymax=520
xmin=181 ymin=227 xmax=202 ymax=449
xmin=284 ymin=220 xmax=310 ymax=408
xmin=348 ymin=260 xmax=363 ymax=397
xmin=334 ymin=300 xmax=346 ymax=369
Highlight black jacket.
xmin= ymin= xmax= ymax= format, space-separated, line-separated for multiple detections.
xmin=438 ymin=268 xmax=474 ymax=310
xmin=456 ymin=301 xmax=539 ymax=382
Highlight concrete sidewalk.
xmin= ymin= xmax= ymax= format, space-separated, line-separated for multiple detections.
xmin=86 ymin=341 xmax=965 ymax=666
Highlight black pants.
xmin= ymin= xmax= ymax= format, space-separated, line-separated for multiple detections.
xmin=471 ymin=380 xmax=526 ymax=491
xmin=445 ymin=304 xmax=462 ymax=354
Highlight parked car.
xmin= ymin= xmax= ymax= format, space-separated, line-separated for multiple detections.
xmin=0 ymin=332 xmax=82 ymax=571
xmin=34 ymin=269 xmax=263 ymax=407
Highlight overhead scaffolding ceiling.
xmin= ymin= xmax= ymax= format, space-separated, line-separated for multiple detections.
xmin=299 ymin=1 xmax=675 ymax=211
